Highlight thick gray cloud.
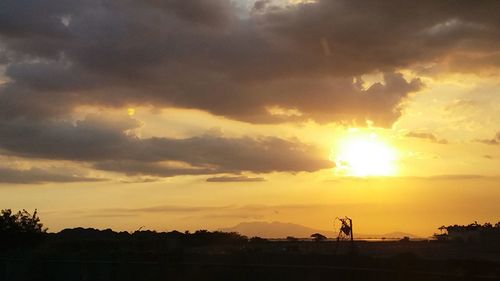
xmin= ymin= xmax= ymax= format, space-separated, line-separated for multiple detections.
xmin=0 ymin=167 xmax=102 ymax=184
xmin=0 ymin=115 xmax=141 ymax=160
xmin=1 ymin=0 xmax=499 ymax=178
xmin=0 ymin=115 xmax=332 ymax=176
xmin=8 ymin=0 xmax=491 ymax=124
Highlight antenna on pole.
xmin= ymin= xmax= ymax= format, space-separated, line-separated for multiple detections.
xmin=334 ymin=216 xmax=354 ymax=254
xmin=336 ymin=216 xmax=353 ymax=242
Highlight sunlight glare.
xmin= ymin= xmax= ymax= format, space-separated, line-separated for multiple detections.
xmin=334 ymin=133 xmax=398 ymax=177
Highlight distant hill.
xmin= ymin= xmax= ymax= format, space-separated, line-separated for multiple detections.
xmin=220 ymin=221 xmax=419 ymax=239
xmin=220 ymin=221 xmax=337 ymax=239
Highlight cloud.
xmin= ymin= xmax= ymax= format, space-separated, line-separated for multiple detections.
xmin=406 ymin=131 xmax=448 ymax=144
xmin=97 ymin=203 xmax=321 ymax=217
xmin=92 ymin=161 xmax=218 ymax=177
xmin=445 ymin=99 xmax=477 ymax=111
xmin=0 ymin=0 xmax=452 ymax=125
xmin=132 ymin=205 xmax=233 ymax=213
xmin=402 ymin=174 xmax=489 ymax=180
xmin=144 ymin=0 xmax=234 ymax=26
xmin=1 ymin=0 xmax=499 ymax=180
xmin=81 ymin=203 xmax=359 ymax=222
xmin=206 ymin=176 xmax=266 ymax=182
xmin=424 ymin=174 xmax=487 ymax=180
xmin=0 ymin=167 xmax=103 ymax=184
xmin=476 ymin=132 xmax=500 ymax=145
xmin=253 ymin=0 xmax=271 ymax=12
xmin=0 ymin=115 xmax=333 ymax=177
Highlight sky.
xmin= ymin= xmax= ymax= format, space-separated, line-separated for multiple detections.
xmin=0 ymin=0 xmax=499 ymax=237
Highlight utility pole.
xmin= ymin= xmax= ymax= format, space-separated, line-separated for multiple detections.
xmin=347 ymin=217 xmax=353 ymax=242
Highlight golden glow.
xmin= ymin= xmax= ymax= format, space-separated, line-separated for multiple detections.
xmin=334 ymin=132 xmax=398 ymax=177
xmin=127 ymin=108 xmax=136 ymax=116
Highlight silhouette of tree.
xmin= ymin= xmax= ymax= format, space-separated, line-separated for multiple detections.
xmin=249 ymin=236 xmax=268 ymax=243
xmin=0 ymin=209 xmax=46 ymax=234
xmin=310 ymin=233 xmax=327 ymax=242
xmin=433 ymin=221 xmax=500 ymax=242
xmin=400 ymin=236 xmax=410 ymax=242
xmin=0 ymin=209 xmax=46 ymax=249
xmin=182 ymin=230 xmax=248 ymax=246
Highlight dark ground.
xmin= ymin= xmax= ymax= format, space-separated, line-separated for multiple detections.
xmin=1 ymin=229 xmax=499 ymax=281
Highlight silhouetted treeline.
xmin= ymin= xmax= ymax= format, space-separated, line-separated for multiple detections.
xmin=54 ymin=228 xmax=249 ymax=245
xmin=435 ymin=221 xmax=500 ymax=243
xmin=1 ymin=210 xmax=499 ymax=280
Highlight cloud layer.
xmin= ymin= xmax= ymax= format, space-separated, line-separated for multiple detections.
xmin=1 ymin=0 xmax=500 ymax=179
xmin=0 ymin=167 xmax=102 ymax=184
xmin=0 ymin=115 xmax=332 ymax=177
xmin=2 ymin=0 xmax=499 ymax=124
xmin=0 ymin=0 xmax=439 ymax=125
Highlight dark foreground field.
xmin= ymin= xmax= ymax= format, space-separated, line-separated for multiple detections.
xmin=1 ymin=229 xmax=499 ymax=281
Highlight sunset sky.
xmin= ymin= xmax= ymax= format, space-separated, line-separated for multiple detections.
xmin=1 ymin=0 xmax=499 ymax=237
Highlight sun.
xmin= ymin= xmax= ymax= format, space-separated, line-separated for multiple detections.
xmin=334 ymin=133 xmax=398 ymax=177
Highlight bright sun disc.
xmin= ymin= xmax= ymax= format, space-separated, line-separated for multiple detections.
xmin=335 ymin=133 xmax=398 ymax=177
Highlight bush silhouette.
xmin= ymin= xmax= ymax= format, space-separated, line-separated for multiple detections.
xmin=0 ymin=209 xmax=46 ymax=249
xmin=310 ymin=233 xmax=327 ymax=242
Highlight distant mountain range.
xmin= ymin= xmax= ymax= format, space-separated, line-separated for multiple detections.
xmin=219 ymin=221 xmax=419 ymax=239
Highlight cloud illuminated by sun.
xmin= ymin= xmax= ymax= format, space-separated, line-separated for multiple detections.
xmin=127 ymin=108 xmax=136 ymax=116
xmin=333 ymin=132 xmax=398 ymax=177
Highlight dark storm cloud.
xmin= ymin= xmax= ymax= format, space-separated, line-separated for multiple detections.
xmin=0 ymin=167 xmax=102 ymax=184
xmin=13 ymin=0 xmax=500 ymax=124
xmin=0 ymin=115 xmax=332 ymax=176
xmin=406 ymin=131 xmax=448 ymax=144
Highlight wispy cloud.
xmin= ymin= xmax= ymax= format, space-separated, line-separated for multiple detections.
xmin=0 ymin=167 xmax=104 ymax=184
xmin=476 ymin=132 xmax=500 ymax=145
xmin=206 ymin=176 xmax=266 ymax=182
xmin=406 ymin=131 xmax=448 ymax=144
